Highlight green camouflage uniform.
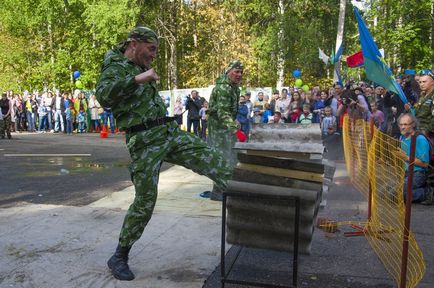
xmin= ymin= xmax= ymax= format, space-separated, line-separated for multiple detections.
xmin=96 ymin=27 xmax=231 ymax=248
xmin=208 ymin=63 xmax=242 ymax=170
xmin=414 ymin=89 xmax=434 ymax=193
xmin=414 ymin=90 xmax=434 ymax=136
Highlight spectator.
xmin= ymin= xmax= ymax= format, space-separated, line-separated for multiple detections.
xmin=397 ymin=113 xmax=431 ymax=204
xmin=321 ymin=106 xmax=337 ymax=137
xmin=37 ymin=100 xmax=48 ymax=133
xmin=44 ymin=91 xmax=54 ymax=132
xmin=384 ymin=106 xmax=401 ymax=139
xmin=275 ymin=88 xmax=291 ymax=121
xmin=103 ymin=107 xmax=115 ymax=134
xmin=253 ymin=91 xmax=266 ymax=115
xmin=53 ymin=90 xmax=65 ymax=133
xmin=25 ymin=94 xmax=37 ymax=132
xmin=272 ymin=111 xmax=284 ymax=124
xmin=369 ymin=102 xmax=385 ymax=131
xmin=251 ymin=107 xmax=262 ymax=124
xmin=88 ymin=94 xmax=102 ymax=133
xmin=198 ymin=101 xmax=209 ymax=140
xmin=64 ymin=94 xmax=73 ymax=135
xmin=312 ymin=90 xmax=328 ymax=123
xmin=288 ymin=91 xmax=302 ymax=123
xmin=244 ymin=91 xmax=253 ymax=119
xmin=74 ymin=92 xmax=88 ymax=133
xmin=269 ymin=90 xmax=279 ymax=115
xmin=173 ymin=96 xmax=184 ymax=128
xmin=186 ymin=90 xmax=202 ymax=135
xmin=297 ymin=103 xmax=313 ymax=124
xmin=374 ymin=85 xmax=386 ymax=113
xmin=14 ymin=94 xmax=26 ymax=132
xmin=236 ymin=95 xmax=250 ymax=137
xmin=78 ymin=111 xmax=86 ymax=133
xmin=262 ymin=103 xmax=273 ymax=123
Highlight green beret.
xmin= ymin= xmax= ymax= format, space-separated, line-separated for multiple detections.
xmin=225 ymin=60 xmax=244 ymax=74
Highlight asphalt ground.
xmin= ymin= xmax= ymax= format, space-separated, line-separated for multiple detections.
xmin=0 ymin=132 xmax=171 ymax=208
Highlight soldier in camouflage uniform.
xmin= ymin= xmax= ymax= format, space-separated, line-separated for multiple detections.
xmin=95 ymin=26 xmax=232 ymax=281
xmin=207 ymin=60 xmax=243 ymax=200
xmin=413 ymin=71 xmax=434 ymax=135
xmin=414 ymin=71 xmax=434 ymax=204
xmin=0 ymin=93 xmax=12 ymax=139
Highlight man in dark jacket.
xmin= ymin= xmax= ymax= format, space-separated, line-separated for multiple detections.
xmin=186 ymin=90 xmax=203 ymax=135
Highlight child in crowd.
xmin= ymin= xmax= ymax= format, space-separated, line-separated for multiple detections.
xmin=262 ymin=103 xmax=273 ymax=123
xmin=78 ymin=111 xmax=86 ymax=133
xmin=64 ymin=96 xmax=73 ymax=135
xmin=37 ymin=103 xmax=48 ymax=132
xmin=272 ymin=111 xmax=285 ymax=124
xmin=198 ymin=101 xmax=208 ymax=140
xmin=297 ymin=103 xmax=313 ymax=124
xmin=236 ymin=95 xmax=250 ymax=138
xmin=321 ymin=106 xmax=337 ymax=137
xmin=251 ymin=107 xmax=262 ymax=124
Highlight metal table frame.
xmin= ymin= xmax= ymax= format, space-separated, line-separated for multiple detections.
xmin=221 ymin=191 xmax=300 ymax=288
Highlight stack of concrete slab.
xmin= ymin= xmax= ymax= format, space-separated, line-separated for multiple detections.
xmin=226 ymin=123 xmax=334 ymax=254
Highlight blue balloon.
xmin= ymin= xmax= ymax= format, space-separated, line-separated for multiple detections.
xmin=293 ymin=69 xmax=301 ymax=78
xmin=73 ymin=71 xmax=81 ymax=79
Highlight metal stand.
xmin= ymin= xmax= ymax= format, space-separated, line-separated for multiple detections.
xmin=221 ymin=192 xmax=300 ymax=288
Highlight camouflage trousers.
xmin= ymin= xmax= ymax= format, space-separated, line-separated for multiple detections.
xmin=207 ymin=118 xmax=237 ymax=198
xmin=0 ymin=115 xmax=11 ymax=137
xmin=207 ymin=118 xmax=237 ymax=168
xmin=119 ymin=121 xmax=231 ymax=247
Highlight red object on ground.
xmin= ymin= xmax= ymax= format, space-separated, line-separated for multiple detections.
xmin=346 ymin=50 xmax=364 ymax=68
xmin=236 ymin=129 xmax=247 ymax=142
xmin=100 ymin=125 xmax=108 ymax=138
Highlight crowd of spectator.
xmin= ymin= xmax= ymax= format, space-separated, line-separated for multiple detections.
xmin=0 ymin=89 xmax=118 ymax=139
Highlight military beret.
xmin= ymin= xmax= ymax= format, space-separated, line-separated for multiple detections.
xmin=419 ymin=69 xmax=434 ymax=79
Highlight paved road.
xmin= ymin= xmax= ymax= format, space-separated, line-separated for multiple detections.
xmin=0 ymin=132 xmax=171 ymax=208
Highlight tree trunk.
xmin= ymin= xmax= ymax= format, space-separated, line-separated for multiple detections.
xmin=333 ymin=0 xmax=346 ymax=83
xmin=276 ymin=0 xmax=285 ymax=89
xmin=431 ymin=2 xmax=434 ymax=67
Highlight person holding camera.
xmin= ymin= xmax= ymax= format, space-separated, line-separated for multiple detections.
xmin=186 ymin=90 xmax=203 ymax=136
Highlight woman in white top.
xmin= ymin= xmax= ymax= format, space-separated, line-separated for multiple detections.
xmin=88 ymin=94 xmax=102 ymax=132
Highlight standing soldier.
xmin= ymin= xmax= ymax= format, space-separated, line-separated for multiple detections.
xmin=207 ymin=60 xmax=243 ymax=200
xmin=415 ymin=70 xmax=434 ymax=204
xmin=96 ymin=26 xmax=232 ymax=281
xmin=413 ymin=70 xmax=434 ymax=135
xmin=0 ymin=93 xmax=12 ymax=139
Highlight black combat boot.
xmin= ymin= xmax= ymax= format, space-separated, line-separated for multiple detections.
xmin=107 ymin=244 xmax=135 ymax=281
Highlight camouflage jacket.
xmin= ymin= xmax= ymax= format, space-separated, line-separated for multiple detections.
xmin=95 ymin=48 xmax=167 ymax=129
xmin=208 ymin=74 xmax=239 ymax=133
xmin=415 ymin=90 xmax=434 ymax=134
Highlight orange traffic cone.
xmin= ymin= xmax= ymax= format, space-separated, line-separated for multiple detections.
xmin=100 ymin=125 xmax=108 ymax=138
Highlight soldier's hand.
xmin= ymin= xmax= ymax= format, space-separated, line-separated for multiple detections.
xmin=135 ymin=69 xmax=159 ymax=84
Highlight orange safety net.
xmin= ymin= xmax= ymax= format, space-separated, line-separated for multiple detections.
xmin=342 ymin=115 xmax=425 ymax=288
